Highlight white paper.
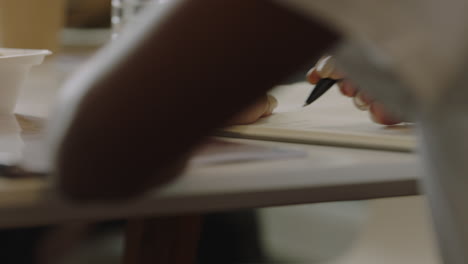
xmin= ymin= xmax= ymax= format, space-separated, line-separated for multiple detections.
xmin=191 ymin=139 xmax=306 ymax=166
xmin=223 ymin=82 xmax=415 ymax=152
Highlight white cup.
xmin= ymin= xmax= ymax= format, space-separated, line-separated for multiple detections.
xmin=0 ymin=48 xmax=51 ymax=113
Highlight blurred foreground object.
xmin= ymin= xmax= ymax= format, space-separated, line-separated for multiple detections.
xmin=315 ymin=3 xmax=468 ymax=264
xmin=276 ymin=1 xmax=468 ymax=263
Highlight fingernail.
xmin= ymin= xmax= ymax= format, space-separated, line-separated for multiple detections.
xmin=306 ymin=68 xmax=321 ymax=84
xmin=266 ymin=95 xmax=278 ymax=115
xmin=316 ymin=56 xmax=335 ymax=78
xmin=306 ymin=67 xmax=315 ymax=77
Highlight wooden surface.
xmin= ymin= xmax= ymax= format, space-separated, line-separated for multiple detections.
xmin=0 ymin=137 xmax=422 ymax=228
xmin=0 ymin=51 xmax=424 ymax=228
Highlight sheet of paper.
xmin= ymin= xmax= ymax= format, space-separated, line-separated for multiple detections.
xmin=190 ymin=139 xmax=306 ymax=166
xmin=222 ymin=82 xmax=415 ymax=152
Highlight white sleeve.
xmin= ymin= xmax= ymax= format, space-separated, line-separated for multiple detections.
xmin=272 ymin=0 xmax=468 ymax=102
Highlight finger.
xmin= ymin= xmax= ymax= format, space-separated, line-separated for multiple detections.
xmin=306 ymin=67 xmax=321 ymax=84
xmin=314 ymin=56 xmax=345 ymax=79
xmin=358 ymin=92 xmax=373 ymax=105
xmin=338 ymin=80 xmax=358 ymax=97
xmin=227 ymin=95 xmax=277 ymax=125
xmin=262 ymin=95 xmax=278 ymax=116
xmin=369 ymin=102 xmax=402 ymax=125
xmin=353 ymin=91 xmax=372 ymax=111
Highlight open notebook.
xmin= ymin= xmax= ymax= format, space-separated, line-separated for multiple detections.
xmin=220 ymin=82 xmax=415 ymax=152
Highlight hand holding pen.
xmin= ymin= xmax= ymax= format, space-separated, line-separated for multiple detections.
xmin=305 ymin=56 xmax=403 ymax=125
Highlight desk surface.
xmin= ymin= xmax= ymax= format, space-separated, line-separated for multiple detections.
xmin=0 ymin=51 xmax=424 ymax=228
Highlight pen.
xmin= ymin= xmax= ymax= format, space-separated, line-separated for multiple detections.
xmin=303 ymin=78 xmax=338 ymax=106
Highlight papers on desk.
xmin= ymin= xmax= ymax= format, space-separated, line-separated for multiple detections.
xmin=221 ymin=82 xmax=415 ymax=152
xmin=191 ymin=139 xmax=306 ymax=166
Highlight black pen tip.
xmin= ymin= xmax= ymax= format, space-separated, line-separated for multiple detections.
xmin=303 ymin=78 xmax=337 ymax=107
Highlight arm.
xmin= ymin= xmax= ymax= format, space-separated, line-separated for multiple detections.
xmin=51 ymin=0 xmax=339 ymax=200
